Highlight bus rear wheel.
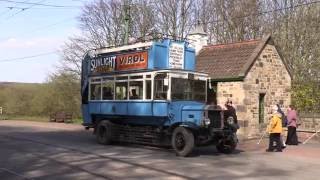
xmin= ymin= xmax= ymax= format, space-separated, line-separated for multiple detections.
xmin=96 ymin=120 xmax=113 ymax=145
xmin=172 ymin=127 xmax=194 ymax=157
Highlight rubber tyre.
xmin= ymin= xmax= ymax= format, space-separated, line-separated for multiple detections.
xmin=172 ymin=127 xmax=195 ymax=157
xmin=96 ymin=120 xmax=113 ymax=145
xmin=216 ymin=137 xmax=237 ymax=154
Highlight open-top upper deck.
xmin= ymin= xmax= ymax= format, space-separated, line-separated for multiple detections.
xmin=83 ymin=39 xmax=196 ymax=77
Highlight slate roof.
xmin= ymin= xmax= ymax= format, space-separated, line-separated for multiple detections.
xmin=196 ymin=35 xmax=275 ymax=81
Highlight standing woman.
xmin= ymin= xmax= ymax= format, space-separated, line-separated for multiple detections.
xmin=266 ymin=105 xmax=283 ymax=152
xmin=286 ymin=105 xmax=299 ymax=145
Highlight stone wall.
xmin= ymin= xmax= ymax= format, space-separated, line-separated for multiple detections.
xmin=216 ymin=81 xmax=247 ymax=135
xmin=243 ymin=44 xmax=291 ymax=137
xmin=298 ymin=113 xmax=320 ymax=131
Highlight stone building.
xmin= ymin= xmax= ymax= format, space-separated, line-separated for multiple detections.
xmin=195 ymin=35 xmax=292 ymax=138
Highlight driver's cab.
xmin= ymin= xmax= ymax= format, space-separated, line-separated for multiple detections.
xmin=153 ymin=70 xmax=207 ymax=102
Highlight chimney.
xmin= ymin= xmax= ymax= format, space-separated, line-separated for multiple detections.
xmin=187 ymin=21 xmax=208 ymax=55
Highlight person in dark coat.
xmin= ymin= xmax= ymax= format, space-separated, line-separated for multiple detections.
xmin=224 ymin=100 xmax=237 ymax=123
xmin=286 ymin=105 xmax=299 ymax=145
xmin=276 ymin=104 xmax=287 ymax=148
xmin=224 ymin=100 xmax=239 ymax=131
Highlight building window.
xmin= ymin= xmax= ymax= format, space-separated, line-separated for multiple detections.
xmin=259 ymin=93 xmax=265 ymax=124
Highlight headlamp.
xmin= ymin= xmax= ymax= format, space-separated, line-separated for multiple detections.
xmin=227 ymin=116 xmax=234 ymax=125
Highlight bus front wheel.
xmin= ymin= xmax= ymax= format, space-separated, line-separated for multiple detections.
xmin=96 ymin=120 xmax=113 ymax=145
xmin=172 ymin=127 xmax=194 ymax=157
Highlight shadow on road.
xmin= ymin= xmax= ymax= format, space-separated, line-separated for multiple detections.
xmin=0 ymin=123 xmax=295 ymax=179
xmin=0 ymin=123 xmax=248 ymax=158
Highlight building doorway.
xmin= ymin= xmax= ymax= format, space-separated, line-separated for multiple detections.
xmin=259 ymin=93 xmax=265 ymax=124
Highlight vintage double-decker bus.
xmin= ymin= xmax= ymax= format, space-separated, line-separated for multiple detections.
xmin=81 ymin=39 xmax=238 ymax=156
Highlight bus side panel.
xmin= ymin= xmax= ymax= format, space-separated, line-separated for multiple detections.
xmin=89 ymin=102 xmax=101 ymax=114
xmin=153 ymin=102 xmax=168 ymax=117
xmin=184 ymin=48 xmax=196 ymax=70
xmin=153 ymin=43 xmax=169 ymax=69
xmin=167 ymin=101 xmax=205 ymax=125
xmin=100 ymin=102 xmax=114 ymax=114
xmin=82 ymin=104 xmax=92 ymax=124
xmin=100 ymin=102 xmax=128 ymax=115
xmin=93 ymin=102 xmax=166 ymax=117
xmin=128 ymin=102 xmax=152 ymax=116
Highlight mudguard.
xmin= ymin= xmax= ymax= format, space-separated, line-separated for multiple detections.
xmin=179 ymin=122 xmax=200 ymax=130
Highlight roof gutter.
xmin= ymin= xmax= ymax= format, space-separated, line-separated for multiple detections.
xmin=209 ymin=76 xmax=245 ymax=82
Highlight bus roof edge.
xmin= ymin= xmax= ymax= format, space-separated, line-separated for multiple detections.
xmin=92 ymin=41 xmax=153 ymax=56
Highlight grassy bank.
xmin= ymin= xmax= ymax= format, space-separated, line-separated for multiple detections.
xmin=0 ymin=115 xmax=83 ymax=124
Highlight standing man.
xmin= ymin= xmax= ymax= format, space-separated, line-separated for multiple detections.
xmin=224 ymin=100 xmax=238 ymax=124
xmin=266 ymin=105 xmax=283 ymax=152
xmin=224 ymin=100 xmax=239 ymax=131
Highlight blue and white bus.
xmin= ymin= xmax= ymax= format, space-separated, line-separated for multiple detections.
xmin=81 ymin=39 xmax=238 ymax=156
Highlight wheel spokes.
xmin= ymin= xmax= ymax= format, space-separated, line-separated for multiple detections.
xmin=175 ymin=133 xmax=185 ymax=150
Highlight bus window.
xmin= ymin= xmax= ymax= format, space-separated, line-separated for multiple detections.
xmin=90 ymin=83 xmax=101 ymax=100
xmin=116 ymin=76 xmax=128 ymax=80
xmin=115 ymin=82 xmax=128 ymax=100
xmin=193 ymin=80 xmax=206 ymax=102
xmin=171 ymin=78 xmax=206 ymax=102
xmin=102 ymin=81 xmax=114 ymax=100
xmin=129 ymin=81 xmax=143 ymax=100
xmin=154 ymin=73 xmax=168 ymax=100
xmin=130 ymin=75 xmax=143 ymax=80
xmin=146 ymin=80 xmax=151 ymax=99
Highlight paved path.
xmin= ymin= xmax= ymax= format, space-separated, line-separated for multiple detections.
xmin=0 ymin=120 xmax=319 ymax=180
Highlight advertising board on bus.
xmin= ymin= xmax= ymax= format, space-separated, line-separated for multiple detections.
xmin=90 ymin=51 xmax=148 ymax=74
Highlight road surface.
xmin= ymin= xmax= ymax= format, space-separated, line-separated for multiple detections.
xmin=0 ymin=120 xmax=319 ymax=180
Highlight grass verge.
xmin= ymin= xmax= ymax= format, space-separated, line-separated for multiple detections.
xmin=1 ymin=115 xmax=83 ymax=124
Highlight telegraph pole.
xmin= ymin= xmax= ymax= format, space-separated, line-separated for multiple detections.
xmin=124 ymin=0 xmax=130 ymax=45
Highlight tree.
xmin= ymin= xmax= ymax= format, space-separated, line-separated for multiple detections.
xmin=44 ymin=72 xmax=81 ymax=117
xmin=154 ymin=0 xmax=194 ymax=39
xmin=59 ymin=0 xmax=157 ymax=77
xmin=58 ymin=0 xmax=320 ymax=112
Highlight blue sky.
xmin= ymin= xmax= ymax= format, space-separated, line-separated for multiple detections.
xmin=0 ymin=0 xmax=91 ymax=83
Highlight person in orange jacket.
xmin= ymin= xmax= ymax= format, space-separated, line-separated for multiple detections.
xmin=266 ymin=105 xmax=283 ymax=152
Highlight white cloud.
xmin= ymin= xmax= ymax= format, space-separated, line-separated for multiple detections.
xmin=0 ymin=37 xmax=64 ymax=49
xmin=7 ymin=38 xmax=17 ymax=43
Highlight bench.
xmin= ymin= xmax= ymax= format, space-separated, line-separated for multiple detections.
xmin=49 ymin=112 xmax=73 ymax=123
